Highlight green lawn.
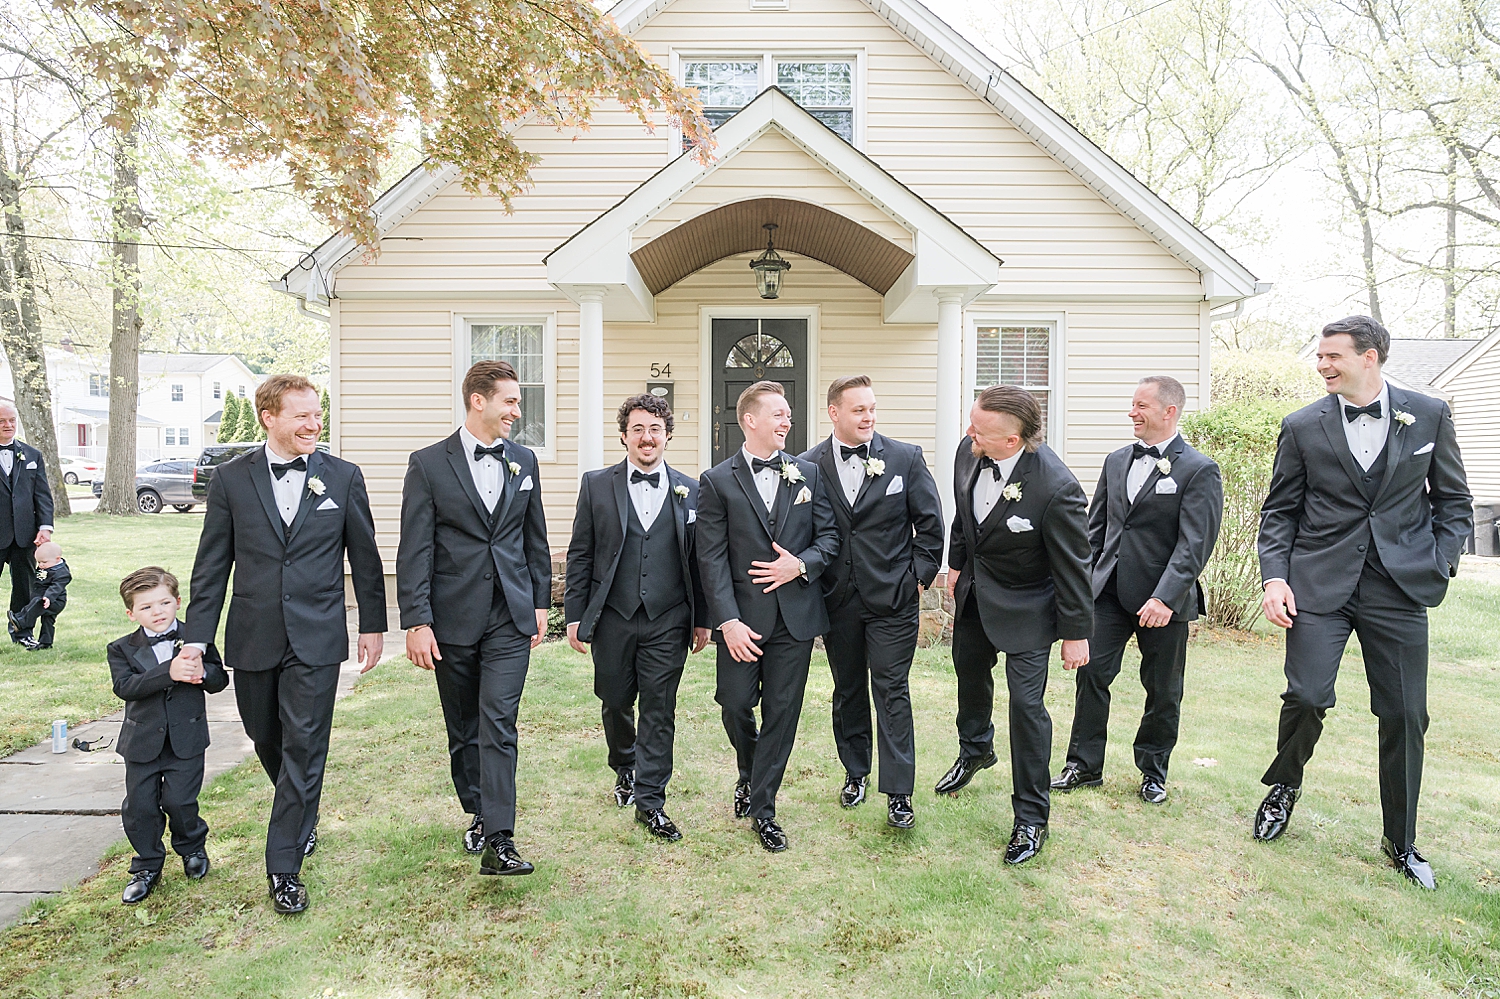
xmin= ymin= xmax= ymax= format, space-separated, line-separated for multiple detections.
xmin=1 ymin=567 xmax=1498 ymax=996
xmin=0 ymin=512 xmax=204 ymax=757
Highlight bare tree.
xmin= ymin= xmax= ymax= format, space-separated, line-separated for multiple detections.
xmin=99 ymin=118 xmax=141 ymax=515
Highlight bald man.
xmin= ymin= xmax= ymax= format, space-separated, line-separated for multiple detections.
xmin=0 ymin=402 xmax=55 ymax=645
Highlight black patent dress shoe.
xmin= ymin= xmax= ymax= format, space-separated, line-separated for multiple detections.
xmin=1382 ymin=838 xmax=1436 ymax=890
xmin=733 ymin=780 xmax=752 ymax=819
xmin=934 ymin=752 xmax=998 ymax=795
xmin=613 ymin=769 xmax=636 ymax=808
xmin=1139 ymin=777 xmax=1168 ymax=805
xmin=1253 ymin=784 xmax=1301 ymax=841
xmin=268 ymin=874 xmax=308 ymax=914
xmin=887 ymin=794 xmax=915 ymax=829
xmin=463 ymin=815 xmax=485 ymax=855
xmin=840 ymin=774 xmax=868 ymax=808
xmin=754 ymin=817 xmax=788 ymax=853
xmin=182 ymin=852 xmax=210 ymax=880
xmin=1003 ymin=823 xmax=1048 ymax=865
xmin=1050 ymin=763 xmax=1104 ymax=792
xmin=479 ymin=837 xmax=535 ymax=876
xmin=303 ymin=825 xmax=317 ymax=857
xmin=636 ymin=808 xmax=683 ymax=842
xmin=121 ymin=869 xmax=161 ymax=905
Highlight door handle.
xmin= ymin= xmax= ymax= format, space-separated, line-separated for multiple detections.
xmin=714 ymin=422 xmax=721 ymax=449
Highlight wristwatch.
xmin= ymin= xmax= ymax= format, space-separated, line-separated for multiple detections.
xmin=798 ymin=559 xmax=807 ymax=577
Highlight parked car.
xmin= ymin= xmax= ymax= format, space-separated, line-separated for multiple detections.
xmin=57 ymin=454 xmax=103 ymax=485
xmin=191 ymin=443 xmax=261 ymax=502
xmin=92 ymin=459 xmax=198 ymax=514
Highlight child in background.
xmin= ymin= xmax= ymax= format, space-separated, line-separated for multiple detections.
xmin=8 ymin=540 xmax=69 ymax=650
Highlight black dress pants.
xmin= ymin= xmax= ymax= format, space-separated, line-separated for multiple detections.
xmin=823 ymin=591 xmax=920 ymax=795
xmin=433 ymin=593 xmax=532 ymax=836
xmin=3 ymin=544 xmax=33 ymax=636
xmin=121 ymin=737 xmax=209 ymax=874
xmin=593 ymin=602 xmax=691 ymax=811
xmin=1262 ymin=562 xmax=1429 ymax=850
xmin=233 ymin=651 xmax=340 ymax=874
xmin=1064 ymin=588 xmax=1189 ymax=783
xmin=951 ymin=594 xmax=1053 ymax=827
xmin=715 ymin=618 xmax=813 ymax=820
xmin=13 ymin=596 xmax=61 ymax=646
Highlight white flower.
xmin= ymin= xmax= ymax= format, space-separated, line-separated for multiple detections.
xmin=1001 ymin=482 xmax=1023 ymax=502
xmin=1156 ymin=457 xmax=1172 ymax=475
xmin=306 ymin=476 xmax=326 ymax=496
xmin=673 ymin=484 xmax=689 ymax=498
xmin=779 ymin=461 xmax=805 ymax=483
xmin=1394 ymin=410 xmax=1415 ymax=426
xmin=863 ymin=458 xmax=886 ymax=478
xmin=1191 ymin=757 xmax=1219 ymax=768
xmin=508 ymin=460 xmax=522 ymax=476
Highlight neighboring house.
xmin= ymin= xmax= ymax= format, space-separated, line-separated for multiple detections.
xmin=0 ymin=347 xmax=261 ymax=464
xmin=277 ymin=0 xmax=1266 ymax=566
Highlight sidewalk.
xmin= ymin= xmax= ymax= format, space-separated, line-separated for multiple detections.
xmin=0 ymin=619 xmax=405 ymax=927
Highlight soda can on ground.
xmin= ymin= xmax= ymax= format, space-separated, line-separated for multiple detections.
xmin=51 ymin=720 xmax=67 ymax=754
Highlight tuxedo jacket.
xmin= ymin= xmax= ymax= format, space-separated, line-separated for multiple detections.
xmin=696 ymin=450 xmax=841 ymax=642
xmin=564 ymin=460 xmax=708 ymax=643
xmin=1258 ymin=386 xmax=1472 ymax=613
xmin=109 ymin=624 xmax=228 ymax=764
xmin=186 ymin=447 xmax=388 ymax=668
xmin=0 ymin=439 xmax=54 ymax=550
xmin=398 ymin=431 xmax=552 ymax=644
xmin=32 ymin=559 xmax=71 ymax=612
xmin=799 ymin=433 xmax=944 ymax=613
xmin=1088 ymin=436 xmax=1223 ymax=622
xmin=948 ymin=440 xmax=1093 ymax=652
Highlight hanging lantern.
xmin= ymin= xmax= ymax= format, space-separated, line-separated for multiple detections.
xmin=749 ymin=223 xmax=791 ymax=299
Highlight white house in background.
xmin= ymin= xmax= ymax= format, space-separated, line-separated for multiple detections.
xmin=0 ymin=347 xmax=262 ymax=464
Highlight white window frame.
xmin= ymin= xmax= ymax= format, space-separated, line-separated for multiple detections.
xmin=964 ymin=311 xmax=1067 ymax=457
xmin=698 ymin=304 xmax=820 ymax=470
xmin=213 ymin=381 xmax=221 ymax=399
xmin=669 ymin=49 xmax=866 ymax=155
xmin=165 ymin=427 xmax=176 ymax=446
xmin=452 ymin=312 xmax=558 ymax=463
xmin=170 ymin=383 xmax=184 ymax=402
xmin=179 ymin=427 xmax=190 ymax=447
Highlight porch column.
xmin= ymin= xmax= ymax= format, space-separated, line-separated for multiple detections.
xmin=577 ymin=287 xmax=606 ymax=477
xmin=934 ymin=288 xmax=964 ymax=546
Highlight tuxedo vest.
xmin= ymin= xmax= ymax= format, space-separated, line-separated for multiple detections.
xmin=1353 ymin=444 xmax=1392 ymax=578
xmin=605 ymin=502 xmax=686 ymax=621
xmin=0 ymin=456 xmax=14 ymax=550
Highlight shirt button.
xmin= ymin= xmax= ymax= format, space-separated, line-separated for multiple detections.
xmin=484 ymin=573 xmax=492 ymax=580
xmin=283 ymin=594 xmax=290 ymax=601
xmin=284 ymin=559 xmax=292 ymax=566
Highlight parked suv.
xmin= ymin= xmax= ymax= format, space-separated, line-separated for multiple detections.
xmin=191 ymin=443 xmax=261 ymax=502
xmin=91 ymin=459 xmax=198 ymax=514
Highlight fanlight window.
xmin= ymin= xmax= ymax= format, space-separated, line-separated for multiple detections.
xmin=726 ymin=333 xmax=794 ymax=369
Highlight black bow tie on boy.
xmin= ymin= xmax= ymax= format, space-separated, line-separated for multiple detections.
xmin=148 ymin=629 xmax=181 ymax=645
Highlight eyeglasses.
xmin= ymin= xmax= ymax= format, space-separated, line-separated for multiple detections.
xmin=625 ymin=427 xmax=667 ymax=440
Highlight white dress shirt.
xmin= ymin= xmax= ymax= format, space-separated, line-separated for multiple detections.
xmin=459 ymin=426 xmax=506 ymax=514
xmin=830 ymin=435 xmax=868 ymax=506
xmin=743 ymin=446 xmax=780 ymax=513
xmin=143 ymin=621 xmax=182 ymax=665
xmin=1342 ymin=382 xmax=1391 ymax=472
xmin=264 ymin=442 xmax=307 ymax=525
xmin=627 ymin=460 xmax=667 ymax=530
xmin=1126 ymin=432 xmax=1179 ymax=503
xmin=973 ymin=450 xmax=1022 ymax=523
xmin=0 ymin=447 xmax=11 ymax=477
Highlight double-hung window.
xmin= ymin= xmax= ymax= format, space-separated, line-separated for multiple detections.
xmin=89 ymin=374 xmax=109 ymax=397
xmin=973 ymin=321 xmax=1059 ymax=444
xmin=776 ymin=61 xmax=854 ymax=140
xmin=462 ymin=318 xmax=553 ymax=453
xmin=171 ymin=384 xmax=184 ymax=402
xmin=679 ymin=56 xmax=858 ymax=148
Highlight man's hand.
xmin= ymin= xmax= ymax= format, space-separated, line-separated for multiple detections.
xmin=690 ymin=627 xmax=711 ymax=655
xmin=1262 ymin=580 xmax=1297 ymax=628
xmin=533 ymin=609 xmax=549 ymax=649
xmin=406 ymin=626 xmax=441 ymax=670
xmin=567 ymin=622 xmax=588 ymax=655
xmin=33 ymin=530 xmax=51 ymax=546
xmin=42 ymin=597 xmax=50 ymax=610
xmin=947 ymin=569 xmax=961 ymax=601
xmin=749 ymin=542 xmax=803 ymax=593
xmin=169 ymin=655 xmax=204 ymax=683
xmin=721 ymin=620 xmax=763 ymax=662
xmin=357 ymin=632 xmax=384 ymax=674
xmin=174 ymin=646 xmax=204 ymax=669
xmin=1061 ymin=639 xmax=1090 ymax=671
xmin=1137 ymin=598 xmax=1173 ymax=628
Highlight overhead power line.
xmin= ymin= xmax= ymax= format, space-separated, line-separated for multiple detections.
xmin=12 ymin=233 xmax=292 ymax=253
xmin=1035 ymin=0 xmax=1181 ymax=58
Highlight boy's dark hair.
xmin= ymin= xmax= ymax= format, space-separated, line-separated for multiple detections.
xmin=120 ymin=567 xmax=180 ymax=609
xmin=617 ymin=392 xmax=674 ymax=436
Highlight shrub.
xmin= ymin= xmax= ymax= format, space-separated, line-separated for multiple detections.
xmin=217 ymin=392 xmax=240 ymax=443
xmin=1211 ymin=349 xmax=1323 ymax=407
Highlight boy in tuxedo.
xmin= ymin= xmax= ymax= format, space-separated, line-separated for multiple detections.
xmin=108 ymin=567 xmax=227 ymax=904
xmin=9 ymin=540 xmax=69 ymax=650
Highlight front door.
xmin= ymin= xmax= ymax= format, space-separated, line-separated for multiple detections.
xmin=710 ymin=317 xmax=807 ymax=464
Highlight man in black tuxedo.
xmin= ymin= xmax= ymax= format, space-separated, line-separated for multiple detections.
xmin=181 ymin=374 xmax=387 ymax=914
xmin=697 ymin=380 xmax=840 ymax=852
xmin=399 ymin=360 xmax=551 ymax=877
xmin=800 ymin=375 xmax=943 ymax=829
xmin=1053 ymin=375 xmax=1222 ymax=805
xmin=1255 ymin=316 xmax=1471 ymax=889
xmin=0 ymin=401 xmax=55 ymax=644
xmin=565 ymin=393 xmax=710 ymax=842
xmin=938 ymin=385 xmax=1092 ymax=865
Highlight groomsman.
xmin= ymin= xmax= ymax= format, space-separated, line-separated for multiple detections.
xmin=697 ymin=380 xmax=840 ymax=852
xmin=565 ymin=393 xmax=710 ymax=842
xmin=938 ymin=385 xmax=1092 ymax=865
xmin=1053 ymin=376 xmax=1222 ymax=804
xmin=800 ymin=375 xmax=943 ymax=829
xmin=1255 ymin=316 xmax=1471 ymax=889
xmin=0 ymin=400 xmax=54 ymax=643
xmin=398 ymin=361 xmax=552 ymax=877
xmin=182 ymin=374 xmax=387 ymax=914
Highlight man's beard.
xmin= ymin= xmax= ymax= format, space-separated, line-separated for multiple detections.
xmin=969 ymin=440 xmax=984 ymax=459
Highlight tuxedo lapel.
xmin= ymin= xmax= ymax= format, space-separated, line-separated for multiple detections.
xmin=285 ymin=451 xmax=324 ymax=544
xmin=957 ymin=447 xmax=982 ymax=555
xmin=128 ymin=628 xmax=166 ymax=674
xmin=851 ymin=435 xmax=882 ymax=510
xmin=445 ymin=433 xmax=492 ymax=528
xmin=668 ymin=466 xmax=688 ymax=561
xmin=730 ymin=453 xmax=773 ymax=538
xmin=771 ymin=456 xmax=796 ymax=543
xmin=815 ymin=442 xmax=853 ymax=516
xmin=1318 ymin=397 xmax=1368 ymax=496
xmin=1373 ymin=386 xmax=1408 ymax=502
xmin=492 ymin=444 xmax=521 ymax=533
xmin=1127 ymin=437 xmax=1182 ymax=518
xmin=611 ymin=461 xmax=631 ymax=537
xmin=245 ymin=447 xmax=287 ymax=542
xmin=979 ymin=450 xmax=1033 ymax=537
xmin=1108 ymin=448 xmax=1131 ymax=525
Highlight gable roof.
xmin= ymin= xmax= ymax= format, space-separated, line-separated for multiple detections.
xmin=1383 ymin=338 xmax=1483 ymax=390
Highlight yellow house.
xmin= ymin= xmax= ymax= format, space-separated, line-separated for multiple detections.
xmin=277 ymin=0 xmax=1265 ymax=568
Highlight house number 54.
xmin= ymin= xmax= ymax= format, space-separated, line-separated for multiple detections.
xmin=649 ymin=362 xmax=672 ymax=378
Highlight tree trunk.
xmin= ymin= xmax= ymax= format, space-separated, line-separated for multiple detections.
xmin=101 ymin=119 xmax=142 ymax=516
xmin=0 ymin=138 xmax=72 ymax=518
xmin=1444 ymin=143 xmax=1458 ymax=338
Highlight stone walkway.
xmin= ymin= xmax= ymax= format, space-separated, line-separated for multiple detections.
xmin=0 ymin=620 xmax=405 ymax=927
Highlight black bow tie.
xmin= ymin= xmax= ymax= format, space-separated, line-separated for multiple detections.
xmin=978 ymin=456 xmax=1002 ymax=480
xmin=271 ymin=456 xmax=306 ymax=479
xmin=1132 ymin=443 xmax=1162 ymax=461
xmin=751 ymin=455 xmax=782 ymax=473
xmin=1345 ymin=400 xmax=1382 ymax=423
xmin=473 ymin=443 xmax=507 ymax=462
xmin=630 ymin=470 xmax=660 ymax=488
xmin=147 ymin=629 xmax=181 ymax=645
xmin=840 ymin=444 xmax=869 ymax=462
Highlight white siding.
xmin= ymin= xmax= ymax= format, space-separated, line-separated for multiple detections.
xmin=1446 ymin=347 xmax=1500 ymax=504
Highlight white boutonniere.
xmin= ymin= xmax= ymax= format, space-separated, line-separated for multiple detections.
xmin=1393 ymin=410 xmax=1415 ymax=426
xmin=1156 ymin=457 xmax=1172 ymax=475
xmin=1001 ymin=482 xmax=1023 ymax=502
xmin=864 ymin=457 xmax=886 ymax=478
xmin=306 ymin=476 xmax=326 ymax=496
xmin=508 ymin=460 xmax=522 ymax=476
xmin=673 ymin=484 xmax=689 ymax=498
xmin=780 ymin=461 xmax=805 ymax=483
xmin=35 ymin=568 xmax=46 ymax=582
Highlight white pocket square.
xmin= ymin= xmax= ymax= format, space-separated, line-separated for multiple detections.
xmin=794 ymin=486 xmax=812 ymax=505
xmin=519 ymin=475 xmax=533 ymax=491
xmin=1006 ymin=515 xmax=1033 ymax=533
xmin=1154 ymin=478 xmax=1177 ymax=495
xmin=316 ymin=497 xmax=339 ymax=511
xmin=885 ymin=475 xmax=904 ymax=496
xmin=25 ymin=462 xmax=36 ymax=469
xmin=687 ymin=509 xmax=697 ymax=524
xmin=1413 ymin=442 xmax=1435 ymax=455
